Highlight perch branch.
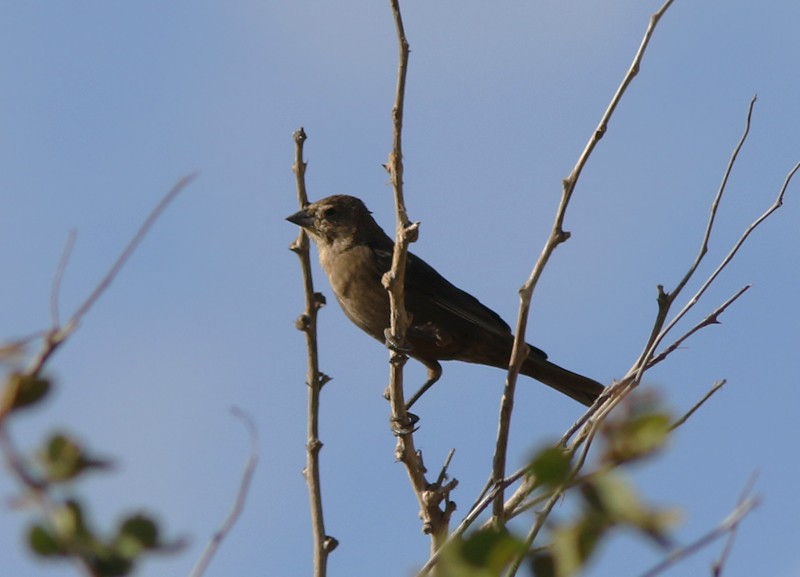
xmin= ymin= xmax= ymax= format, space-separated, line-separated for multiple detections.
xmin=382 ymin=0 xmax=454 ymax=556
xmin=289 ymin=127 xmax=337 ymax=577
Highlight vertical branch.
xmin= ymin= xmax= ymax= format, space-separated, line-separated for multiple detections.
xmin=289 ymin=128 xmax=337 ymax=577
xmin=490 ymin=0 xmax=677 ymax=529
xmin=383 ymin=0 xmax=453 ymax=555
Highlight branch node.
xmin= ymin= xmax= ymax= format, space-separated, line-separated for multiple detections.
xmin=381 ymin=270 xmax=396 ymax=291
xmin=295 ymin=314 xmax=311 ymax=332
xmin=307 ymin=438 xmax=323 ymax=454
xmin=322 ymin=536 xmax=339 ymax=553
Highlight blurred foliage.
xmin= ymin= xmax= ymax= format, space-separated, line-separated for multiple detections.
xmin=438 ymin=396 xmax=679 ymax=577
xmin=0 ymin=370 xmax=182 ymax=576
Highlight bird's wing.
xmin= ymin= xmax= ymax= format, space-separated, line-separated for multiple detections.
xmin=373 ymin=247 xmax=513 ymax=338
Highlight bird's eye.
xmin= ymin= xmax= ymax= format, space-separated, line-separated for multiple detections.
xmin=323 ymin=207 xmax=337 ymax=219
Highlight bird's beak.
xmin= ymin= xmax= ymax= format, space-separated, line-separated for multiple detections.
xmin=286 ymin=207 xmax=314 ymax=228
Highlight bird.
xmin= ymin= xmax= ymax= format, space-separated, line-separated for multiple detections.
xmin=286 ymin=195 xmax=603 ymax=408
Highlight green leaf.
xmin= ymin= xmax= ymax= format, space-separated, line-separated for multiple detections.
xmin=28 ymin=525 xmax=63 ymax=557
xmin=581 ymin=474 xmax=679 ymax=547
xmin=53 ymin=499 xmax=89 ymax=538
xmin=602 ymin=409 xmax=671 ymax=464
xmin=89 ymin=550 xmax=133 ymax=577
xmin=529 ymin=446 xmax=572 ymax=487
xmin=439 ymin=528 xmax=527 ymax=577
xmin=115 ymin=514 xmax=160 ymax=558
xmin=530 ymin=551 xmax=556 ymax=577
xmin=1 ymin=373 xmax=51 ymax=414
xmin=550 ymin=520 xmax=606 ymax=577
xmin=39 ymin=433 xmax=112 ymax=482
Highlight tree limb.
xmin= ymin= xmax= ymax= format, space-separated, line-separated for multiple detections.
xmin=289 ymin=127 xmax=337 ymax=577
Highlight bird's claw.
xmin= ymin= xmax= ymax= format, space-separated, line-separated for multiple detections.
xmin=390 ymin=412 xmax=419 ymax=436
xmin=383 ymin=329 xmax=411 ymax=353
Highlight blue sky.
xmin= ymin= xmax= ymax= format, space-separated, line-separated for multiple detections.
xmin=1 ymin=2 xmax=799 ymax=577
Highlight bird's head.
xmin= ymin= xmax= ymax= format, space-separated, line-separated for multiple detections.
xmin=286 ymin=195 xmax=384 ymax=247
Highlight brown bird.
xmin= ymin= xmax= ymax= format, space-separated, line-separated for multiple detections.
xmin=287 ymin=195 xmax=603 ymax=408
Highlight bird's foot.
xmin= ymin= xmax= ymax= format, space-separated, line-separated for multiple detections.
xmin=383 ymin=329 xmax=411 ymax=353
xmin=390 ymin=412 xmax=419 ymax=436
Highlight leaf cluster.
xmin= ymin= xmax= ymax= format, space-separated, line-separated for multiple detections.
xmin=1 ymin=370 xmax=182 ymax=577
xmin=439 ymin=399 xmax=676 ymax=577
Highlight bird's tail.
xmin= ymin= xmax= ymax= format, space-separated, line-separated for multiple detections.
xmin=521 ymin=353 xmax=604 ymax=407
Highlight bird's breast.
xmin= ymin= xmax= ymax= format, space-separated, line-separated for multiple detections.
xmin=319 ymin=244 xmax=390 ymax=342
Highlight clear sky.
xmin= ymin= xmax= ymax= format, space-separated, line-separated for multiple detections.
xmin=1 ymin=2 xmax=799 ymax=577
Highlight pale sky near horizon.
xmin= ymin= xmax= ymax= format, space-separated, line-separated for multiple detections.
xmin=2 ymin=2 xmax=799 ymax=577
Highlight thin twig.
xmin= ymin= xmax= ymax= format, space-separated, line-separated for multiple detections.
xmin=189 ymin=408 xmax=259 ymax=577
xmin=711 ymin=473 xmax=758 ymax=577
xmin=569 ymin=108 xmax=798 ymax=481
xmin=670 ymin=380 xmax=726 ymax=432
xmin=491 ymin=0 xmax=678 ymax=530
xmin=67 ymin=175 xmax=197 ymax=333
xmin=504 ymin=482 xmax=567 ymax=577
xmin=27 ymin=174 xmax=197 ymax=377
xmin=50 ymin=230 xmax=77 ymax=328
xmin=1 ymin=176 xmax=195 ymax=577
xmin=633 ymin=96 xmax=759 ymax=374
xmin=289 ymin=127 xmax=336 ymax=577
xmin=648 ymin=287 xmax=750 ymax=371
xmin=637 ymin=495 xmax=760 ymax=577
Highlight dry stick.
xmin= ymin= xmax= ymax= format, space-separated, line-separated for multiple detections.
xmin=49 ymin=230 xmax=77 ymax=327
xmin=637 ymin=495 xmax=760 ymax=577
xmin=649 ymin=156 xmax=799 ymax=370
xmin=711 ymin=472 xmax=758 ymax=577
xmin=1 ymin=175 xmax=196 ymax=577
xmin=27 ymin=174 xmax=197 ymax=377
xmin=557 ymin=97 xmax=775 ymax=469
xmin=670 ymin=380 xmax=726 ymax=432
xmin=289 ymin=128 xmax=337 ymax=577
xmin=508 ymin=134 xmax=799 ymax=571
xmin=429 ymin=0 xmax=682 ymax=555
xmin=647 ymin=286 xmax=750 ymax=371
xmin=383 ymin=0 xmax=453 ymax=555
xmin=490 ymin=0 xmax=677 ymax=531
xmin=631 ymin=96 xmax=758 ymax=380
xmin=190 ymin=408 xmax=259 ymax=577
xmin=556 ymin=96 xmax=760 ymax=449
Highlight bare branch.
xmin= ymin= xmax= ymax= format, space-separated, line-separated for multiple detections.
xmin=637 ymin=495 xmax=760 ymax=577
xmin=592 ymin=109 xmax=798 ymax=453
xmin=382 ymin=0 xmax=453 ymax=555
xmin=634 ymin=97 xmax=759 ymax=373
xmin=670 ymin=380 xmax=727 ymax=432
xmin=49 ymin=230 xmax=77 ymax=328
xmin=189 ymin=408 xmax=259 ymax=577
xmin=1 ymin=176 xmax=195 ymax=577
xmin=288 ymin=127 xmax=337 ymax=577
xmin=711 ymin=473 xmax=758 ymax=577
xmin=648 ymin=286 xmax=750 ymax=371
xmin=491 ymin=0 xmax=678 ymax=529
xmin=671 ymin=97 xmax=757 ymax=303
xmin=66 ymin=174 xmax=197 ymax=335
xmin=27 ymin=174 xmax=196 ymax=377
